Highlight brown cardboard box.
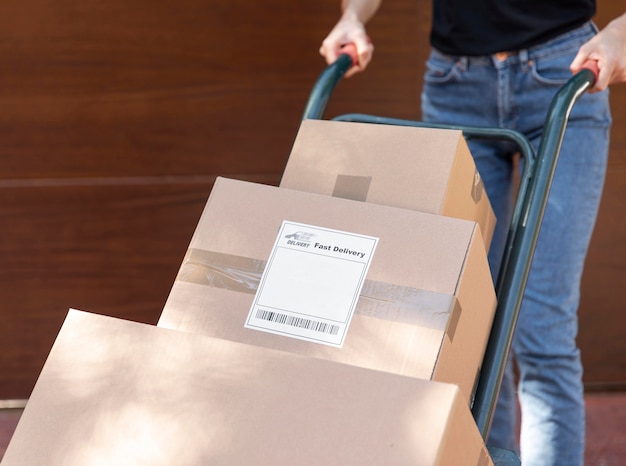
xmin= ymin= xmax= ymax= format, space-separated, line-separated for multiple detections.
xmin=2 ymin=309 xmax=493 ymax=466
xmin=158 ymin=177 xmax=496 ymax=403
xmin=280 ymin=119 xmax=496 ymax=250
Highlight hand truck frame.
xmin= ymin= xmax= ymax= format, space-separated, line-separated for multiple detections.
xmin=300 ymin=48 xmax=599 ymax=465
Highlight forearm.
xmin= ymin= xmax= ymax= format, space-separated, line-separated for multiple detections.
xmin=340 ymin=0 xmax=382 ymax=25
xmin=605 ymin=11 xmax=626 ymax=35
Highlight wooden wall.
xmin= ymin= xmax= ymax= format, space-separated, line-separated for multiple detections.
xmin=0 ymin=0 xmax=624 ymax=398
xmin=577 ymin=2 xmax=626 ymax=390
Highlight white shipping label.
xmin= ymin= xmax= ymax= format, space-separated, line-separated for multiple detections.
xmin=245 ymin=221 xmax=378 ymax=347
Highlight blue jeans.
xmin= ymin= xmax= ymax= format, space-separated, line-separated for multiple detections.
xmin=422 ymin=22 xmax=611 ymax=466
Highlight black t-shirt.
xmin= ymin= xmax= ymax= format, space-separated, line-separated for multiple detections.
xmin=430 ymin=0 xmax=596 ymax=55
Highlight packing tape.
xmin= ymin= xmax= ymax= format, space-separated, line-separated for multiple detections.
xmin=471 ymin=169 xmax=484 ymax=204
xmin=332 ymin=174 xmax=372 ymax=202
xmin=177 ymin=248 xmax=461 ymax=339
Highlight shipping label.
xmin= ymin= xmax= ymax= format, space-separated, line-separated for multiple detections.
xmin=245 ymin=221 xmax=378 ymax=347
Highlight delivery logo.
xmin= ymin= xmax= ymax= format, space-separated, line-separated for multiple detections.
xmin=285 ymin=231 xmax=316 ymax=248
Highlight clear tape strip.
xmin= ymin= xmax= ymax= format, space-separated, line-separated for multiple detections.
xmin=177 ymin=248 xmax=461 ymax=338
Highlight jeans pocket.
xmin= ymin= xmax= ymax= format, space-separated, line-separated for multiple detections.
xmin=424 ymin=52 xmax=459 ymax=84
xmin=530 ymin=50 xmax=575 ymax=85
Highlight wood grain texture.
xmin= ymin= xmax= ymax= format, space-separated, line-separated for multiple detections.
xmin=577 ymin=2 xmax=626 ymax=388
xmin=0 ymin=182 xmax=206 ymax=397
xmin=0 ymin=0 xmax=624 ymax=398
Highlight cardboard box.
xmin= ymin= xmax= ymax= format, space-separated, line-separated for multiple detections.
xmin=280 ymin=119 xmax=496 ymax=250
xmin=2 ymin=309 xmax=493 ymax=466
xmin=158 ymin=177 xmax=496 ymax=403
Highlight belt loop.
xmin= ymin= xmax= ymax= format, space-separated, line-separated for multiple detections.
xmin=519 ymin=49 xmax=529 ymax=72
xmin=456 ymin=56 xmax=468 ymax=72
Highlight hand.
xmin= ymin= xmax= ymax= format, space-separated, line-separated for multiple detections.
xmin=319 ymin=16 xmax=374 ymax=77
xmin=571 ymin=13 xmax=626 ymax=92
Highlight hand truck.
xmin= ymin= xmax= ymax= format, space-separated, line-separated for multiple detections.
xmin=300 ymin=44 xmax=599 ymax=465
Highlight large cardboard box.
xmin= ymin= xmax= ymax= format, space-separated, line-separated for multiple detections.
xmin=158 ymin=177 xmax=496 ymax=403
xmin=3 ymin=309 xmax=493 ymax=466
xmin=280 ymin=119 xmax=496 ymax=250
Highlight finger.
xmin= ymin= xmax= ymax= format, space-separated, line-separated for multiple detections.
xmin=353 ymin=35 xmax=373 ymax=68
xmin=319 ymin=44 xmax=339 ymax=65
xmin=591 ymin=62 xmax=611 ymax=92
xmin=570 ymin=47 xmax=592 ymax=74
xmin=569 ymin=49 xmax=606 ymax=92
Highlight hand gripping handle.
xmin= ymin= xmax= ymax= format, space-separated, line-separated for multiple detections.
xmin=580 ymin=59 xmax=599 ymax=85
xmin=337 ymin=43 xmax=358 ymax=66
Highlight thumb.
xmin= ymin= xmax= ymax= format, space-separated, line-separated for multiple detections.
xmin=570 ymin=45 xmax=591 ymax=73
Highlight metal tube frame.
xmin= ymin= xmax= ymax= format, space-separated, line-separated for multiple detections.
xmin=301 ymin=53 xmax=596 ymax=441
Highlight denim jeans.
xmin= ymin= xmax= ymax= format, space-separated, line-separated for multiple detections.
xmin=421 ymin=22 xmax=611 ymax=466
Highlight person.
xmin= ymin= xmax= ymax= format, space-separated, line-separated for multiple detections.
xmin=319 ymin=2 xmax=626 ymax=466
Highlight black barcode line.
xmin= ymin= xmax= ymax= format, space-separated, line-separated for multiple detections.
xmin=255 ymin=309 xmax=340 ymax=336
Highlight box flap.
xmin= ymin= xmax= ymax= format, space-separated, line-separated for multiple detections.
xmin=3 ymin=309 xmax=490 ymax=466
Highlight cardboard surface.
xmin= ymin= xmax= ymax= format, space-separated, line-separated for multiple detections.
xmin=3 ymin=310 xmax=492 ymax=466
xmin=280 ymin=119 xmax=496 ymax=250
xmin=158 ymin=177 xmax=497 ymax=403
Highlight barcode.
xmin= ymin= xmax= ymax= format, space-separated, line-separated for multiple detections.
xmin=255 ymin=309 xmax=340 ymax=336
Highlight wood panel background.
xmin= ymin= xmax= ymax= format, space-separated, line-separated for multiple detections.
xmin=0 ymin=0 xmax=623 ymax=398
